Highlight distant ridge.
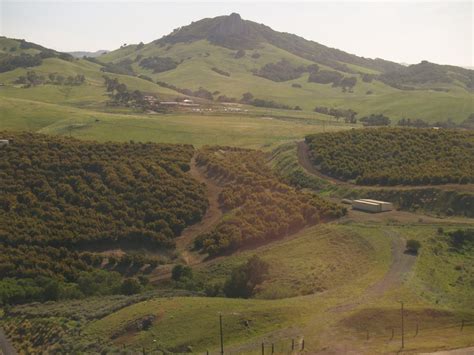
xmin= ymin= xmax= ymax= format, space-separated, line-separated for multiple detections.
xmin=68 ymin=50 xmax=108 ymax=58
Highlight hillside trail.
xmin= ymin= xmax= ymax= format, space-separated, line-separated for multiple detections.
xmin=328 ymin=229 xmax=417 ymax=313
xmin=149 ymin=153 xmax=223 ymax=283
xmin=297 ymin=141 xmax=474 ymax=192
xmin=226 ymin=229 xmax=417 ymax=354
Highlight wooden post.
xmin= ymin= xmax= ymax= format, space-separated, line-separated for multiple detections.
xmin=302 ymin=339 xmax=305 ymax=350
xmin=220 ymin=314 xmax=224 ymax=355
xmin=262 ymin=342 xmax=264 ymax=355
xmin=400 ymin=301 xmax=405 ymax=349
xmin=271 ymin=343 xmax=274 ymax=354
xmin=461 ymin=320 xmax=465 ymax=332
xmin=292 ymin=338 xmax=295 ymax=350
xmin=415 ymin=323 xmax=419 ymax=337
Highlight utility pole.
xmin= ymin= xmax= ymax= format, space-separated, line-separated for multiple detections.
xmin=219 ymin=313 xmax=224 ymax=355
xmin=400 ymin=301 xmax=405 ymax=349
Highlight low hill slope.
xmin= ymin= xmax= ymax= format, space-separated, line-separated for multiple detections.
xmin=0 ymin=37 xmax=180 ymax=108
xmin=305 ymin=128 xmax=474 ymax=185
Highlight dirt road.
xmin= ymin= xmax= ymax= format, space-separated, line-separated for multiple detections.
xmin=150 ymin=153 xmax=222 ymax=283
xmin=0 ymin=328 xmax=17 ymax=355
xmin=329 ymin=229 xmax=416 ymax=313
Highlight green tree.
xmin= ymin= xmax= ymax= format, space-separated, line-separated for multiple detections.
xmin=120 ymin=278 xmax=142 ymax=295
xmin=224 ymin=256 xmax=269 ymax=298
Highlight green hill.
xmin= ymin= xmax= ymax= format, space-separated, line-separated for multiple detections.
xmin=96 ymin=13 xmax=473 ymax=123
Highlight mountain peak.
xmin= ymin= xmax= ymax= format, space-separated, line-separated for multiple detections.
xmin=210 ymin=12 xmax=251 ymax=40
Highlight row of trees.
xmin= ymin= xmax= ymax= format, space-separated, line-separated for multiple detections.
xmin=240 ymin=92 xmax=301 ymax=110
xmin=308 ymin=70 xmax=357 ymax=91
xmin=254 ymin=59 xmax=317 ymax=82
xmin=0 ymin=132 xmax=210 ymax=303
xmin=305 ymin=128 xmax=474 ymax=185
xmin=156 ymin=81 xmax=214 ymax=100
xmin=15 ymin=71 xmax=85 ymax=87
xmin=0 ymin=132 xmax=208 ymax=249
xmin=193 ymin=146 xmax=346 ymax=255
xmin=398 ymin=114 xmax=474 ymax=130
xmin=314 ymin=106 xmax=357 ymax=123
xmin=359 ymin=113 xmax=391 ymax=126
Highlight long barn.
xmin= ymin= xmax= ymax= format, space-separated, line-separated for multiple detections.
xmin=352 ymin=199 xmax=393 ymax=213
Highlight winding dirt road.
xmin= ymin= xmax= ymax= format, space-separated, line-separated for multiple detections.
xmin=149 ymin=153 xmax=222 ymax=283
xmin=329 ymin=229 xmax=417 ymax=313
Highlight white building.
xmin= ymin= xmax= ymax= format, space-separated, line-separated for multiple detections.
xmin=0 ymin=139 xmax=9 ymax=147
xmin=352 ymin=199 xmax=393 ymax=213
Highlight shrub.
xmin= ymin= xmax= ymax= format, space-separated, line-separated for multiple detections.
xmin=406 ymin=239 xmax=421 ymax=254
xmin=223 ymin=256 xmax=269 ymax=298
xmin=171 ymin=265 xmax=193 ymax=281
xmin=120 ymin=278 xmax=142 ymax=295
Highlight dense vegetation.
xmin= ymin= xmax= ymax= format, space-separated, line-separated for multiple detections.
xmin=240 ymin=92 xmax=300 ymax=110
xmin=0 ymin=132 xmax=207 ymax=248
xmin=254 ymin=60 xmax=314 ymax=82
xmin=305 ymin=128 xmax=474 ymax=185
xmin=194 ymin=146 xmax=346 ymax=255
xmin=223 ymin=256 xmax=269 ymax=298
xmin=139 ymin=56 xmax=178 ymax=73
xmin=0 ymin=132 xmax=208 ymax=303
xmin=359 ymin=113 xmax=391 ymax=126
xmin=103 ymin=75 xmax=152 ymax=109
xmin=314 ymin=106 xmax=357 ymax=123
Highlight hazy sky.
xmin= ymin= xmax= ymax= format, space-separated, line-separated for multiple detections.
xmin=1 ymin=1 xmax=472 ymax=66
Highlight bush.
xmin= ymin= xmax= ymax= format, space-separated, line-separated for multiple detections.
xmin=448 ymin=229 xmax=474 ymax=249
xmin=120 ymin=278 xmax=142 ymax=295
xmin=171 ymin=265 xmax=193 ymax=281
xmin=223 ymin=256 xmax=269 ymax=298
xmin=139 ymin=56 xmax=177 ymax=73
xmin=406 ymin=239 xmax=421 ymax=254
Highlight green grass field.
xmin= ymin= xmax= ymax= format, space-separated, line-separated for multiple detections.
xmin=0 ymin=96 xmax=351 ymax=149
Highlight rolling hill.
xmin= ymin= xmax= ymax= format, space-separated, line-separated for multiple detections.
xmin=1 ymin=13 xmax=473 ymax=126
xmin=96 ymin=13 xmax=473 ymax=123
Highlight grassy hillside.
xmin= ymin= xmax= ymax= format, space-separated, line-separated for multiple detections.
xmin=94 ymin=13 xmax=474 ymax=123
xmin=99 ymin=40 xmax=473 ymax=123
xmin=2 ymin=223 xmax=473 ymax=353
